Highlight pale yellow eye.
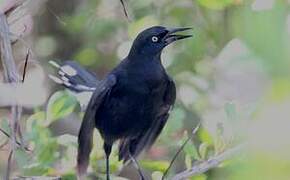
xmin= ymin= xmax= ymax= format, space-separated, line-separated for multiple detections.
xmin=151 ymin=36 xmax=158 ymax=42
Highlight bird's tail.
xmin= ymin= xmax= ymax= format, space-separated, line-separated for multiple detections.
xmin=49 ymin=60 xmax=98 ymax=92
xmin=49 ymin=60 xmax=99 ymax=110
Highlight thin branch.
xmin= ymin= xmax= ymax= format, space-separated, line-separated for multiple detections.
xmin=5 ymin=150 xmax=13 ymax=180
xmin=120 ymin=0 xmax=130 ymax=21
xmin=21 ymin=49 xmax=30 ymax=82
xmin=0 ymin=14 xmax=19 ymax=83
xmin=46 ymin=5 xmax=67 ymax=26
xmin=0 ymin=139 xmax=9 ymax=150
xmin=162 ymin=123 xmax=201 ymax=180
xmin=171 ymin=144 xmax=246 ymax=180
xmin=0 ymin=127 xmax=10 ymax=137
xmin=0 ymin=128 xmax=31 ymax=151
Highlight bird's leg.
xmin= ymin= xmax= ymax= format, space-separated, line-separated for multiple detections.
xmin=104 ymin=143 xmax=112 ymax=180
xmin=129 ymin=153 xmax=146 ymax=180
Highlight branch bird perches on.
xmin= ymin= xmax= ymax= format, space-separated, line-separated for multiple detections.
xmin=171 ymin=144 xmax=246 ymax=180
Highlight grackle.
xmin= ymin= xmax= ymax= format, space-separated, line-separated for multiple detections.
xmin=50 ymin=26 xmax=192 ymax=180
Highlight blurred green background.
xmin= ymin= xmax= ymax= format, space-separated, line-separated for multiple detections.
xmin=1 ymin=0 xmax=290 ymax=179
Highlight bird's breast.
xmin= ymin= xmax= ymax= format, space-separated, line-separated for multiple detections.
xmin=123 ymin=74 xmax=167 ymax=97
xmin=95 ymin=74 xmax=167 ymax=141
xmin=95 ymin=61 xmax=169 ymax=141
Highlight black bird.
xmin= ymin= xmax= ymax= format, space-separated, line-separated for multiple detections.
xmin=50 ymin=26 xmax=192 ymax=180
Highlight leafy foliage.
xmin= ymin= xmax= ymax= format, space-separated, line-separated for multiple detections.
xmin=46 ymin=90 xmax=78 ymax=123
xmin=1 ymin=0 xmax=290 ymax=179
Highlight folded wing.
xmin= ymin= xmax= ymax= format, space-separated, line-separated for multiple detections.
xmin=77 ymin=74 xmax=116 ymax=177
xmin=119 ymin=78 xmax=176 ymax=162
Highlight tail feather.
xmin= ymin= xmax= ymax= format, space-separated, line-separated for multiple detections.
xmin=49 ymin=60 xmax=98 ymax=92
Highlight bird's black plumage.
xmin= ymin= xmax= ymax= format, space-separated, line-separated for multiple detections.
xmin=50 ymin=26 xmax=192 ymax=180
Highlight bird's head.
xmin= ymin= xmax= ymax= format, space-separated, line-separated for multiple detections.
xmin=128 ymin=26 xmax=192 ymax=58
xmin=130 ymin=26 xmax=192 ymax=56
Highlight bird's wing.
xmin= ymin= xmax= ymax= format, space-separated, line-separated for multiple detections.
xmin=119 ymin=78 xmax=176 ymax=162
xmin=77 ymin=74 xmax=116 ymax=177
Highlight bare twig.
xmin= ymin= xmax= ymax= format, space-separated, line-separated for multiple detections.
xmin=162 ymin=123 xmax=201 ymax=180
xmin=21 ymin=49 xmax=30 ymax=82
xmin=120 ymin=0 xmax=130 ymax=21
xmin=0 ymin=128 xmax=31 ymax=151
xmin=0 ymin=139 xmax=9 ymax=150
xmin=0 ymin=127 xmax=10 ymax=137
xmin=5 ymin=150 xmax=14 ymax=180
xmin=0 ymin=14 xmax=19 ymax=83
xmin=171 ymin=144 xmax=246 ymax=180
xmin=46 ymin=5 xmax=67 ymax=26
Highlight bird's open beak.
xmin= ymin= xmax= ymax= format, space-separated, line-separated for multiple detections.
xmin=164 ymin=27 xmax=192 ymax=44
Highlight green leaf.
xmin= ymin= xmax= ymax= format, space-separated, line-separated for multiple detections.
xmin=141 ymin=160 xmax=169 ymax=172
xmin=22 ymin=163 xmax=50 ymax=176
xmin=183 ymin=131 xmax=200 ymax=160
xmin=26 ymin=111 xmax=46 ymax=130
xmin=199 ymin=142 xmax=209 ymax=159
xmin=198 ymin=128 xmax=213 ymax=145
xmin=185 ymin=154 xmax=192 ymax=169
xmin=46 ymin=90 xmax=78 ymax=124
xmin=191 ymin=174 xmax=207 ymax=180
xmin=36 ymin=139 xmax=59 ymax=164
xmin=61 ymin=172 xmax=76 ymax=180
